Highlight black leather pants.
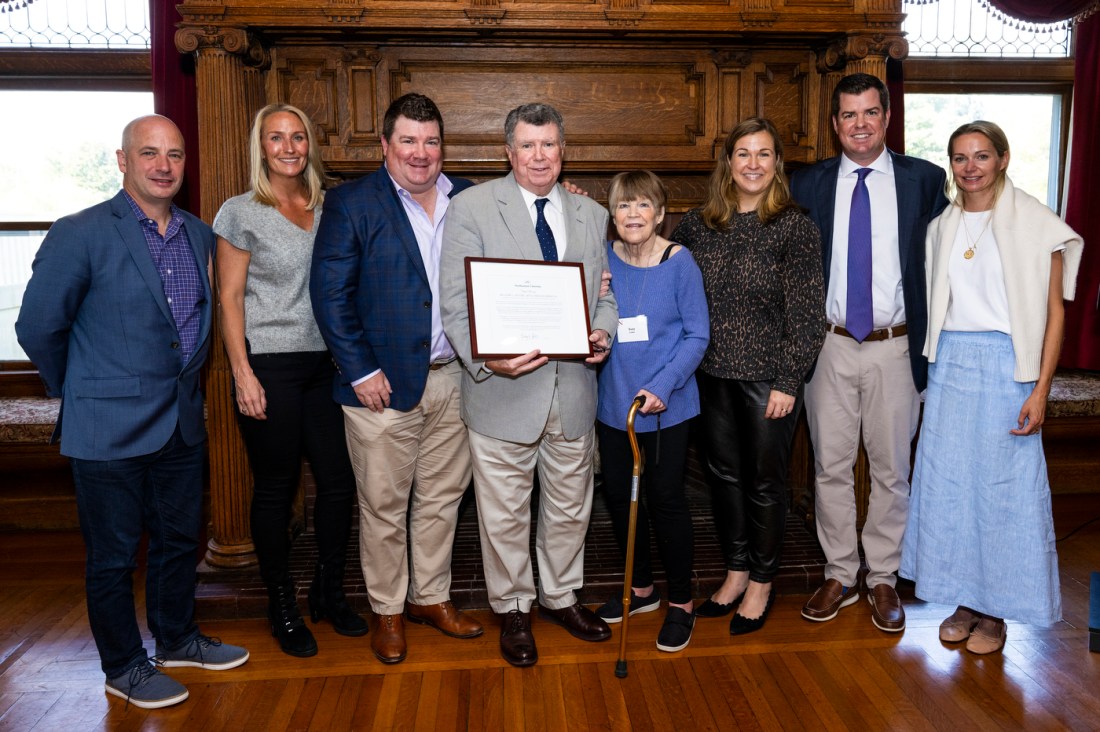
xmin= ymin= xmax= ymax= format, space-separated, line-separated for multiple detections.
xmin=697 ymin=372 xmax=801 ymax=583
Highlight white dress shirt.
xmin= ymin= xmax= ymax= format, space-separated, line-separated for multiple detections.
xmin=517 ymin=184 xmax=566 ymax=261
xmin=825 ymin=149 xmax=905 ymax=329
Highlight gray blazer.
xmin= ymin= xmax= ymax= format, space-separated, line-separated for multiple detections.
xmin=440 ymin=174 xmax=618 ymax=442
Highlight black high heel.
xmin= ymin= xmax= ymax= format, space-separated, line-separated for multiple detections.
xmin=694 ymin=590 xmax=745 ymax=618
xmin=729 ymin=588 xmax=775 ymax=635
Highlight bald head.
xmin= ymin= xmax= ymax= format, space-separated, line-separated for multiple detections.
xmin=117 ymin=115 xmax=186 ymax=216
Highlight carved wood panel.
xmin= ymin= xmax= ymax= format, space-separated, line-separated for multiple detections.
xmin=270 ymin=43 xmax=816 ymax=182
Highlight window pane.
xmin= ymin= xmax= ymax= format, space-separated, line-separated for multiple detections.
xmin=903 ymin=0 xmax=1071 ymax=58
xmin=1 ymin=90 xmax=153 ymax=361
xmin=0 ymin=90 xmax=154 ymax=222
xmin=0 ymin=0 xmax=150 ymax=49
xmin=1 ymin=231 xmax=45 ymax=361
xmin=904 ymin=93 xmax=1060 ymax=209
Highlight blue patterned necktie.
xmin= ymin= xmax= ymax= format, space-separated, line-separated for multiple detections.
xmin=534 ymin=198 xmax=558 ymax=262
xmin=846 ymin=168 xmax=874 ymax=342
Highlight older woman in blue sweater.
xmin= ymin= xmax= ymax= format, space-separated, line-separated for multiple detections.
xmin=595 ymin=170 xmax=709 ymax=652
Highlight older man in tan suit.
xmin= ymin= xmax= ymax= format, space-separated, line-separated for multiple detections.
xmin=440 ymin=102 xmax=617 ymax=666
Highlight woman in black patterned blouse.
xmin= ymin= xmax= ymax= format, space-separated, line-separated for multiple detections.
xmin=672 ymin=117 xmax=825 ymax=634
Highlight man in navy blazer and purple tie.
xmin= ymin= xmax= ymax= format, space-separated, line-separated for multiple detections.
xmin=16 ymin=115 xmax=249 ymax=710
xmin=310 ymin=93 xmax=484 ymax=666
xmin=790 ymin=73 xmax=949 ymax=633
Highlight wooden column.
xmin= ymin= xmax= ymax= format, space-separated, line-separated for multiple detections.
xmin=177 ymin=26 xmax=267 ymax=568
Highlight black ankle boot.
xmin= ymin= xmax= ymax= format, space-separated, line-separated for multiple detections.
xmin=308 ymin=562 xmax=368 ymax=637
xmin=268 ymin=582 xmax=318 ymax=657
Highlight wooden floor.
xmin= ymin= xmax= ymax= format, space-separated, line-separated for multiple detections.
xmin=1 ymin=495 xmax=1098 ymax=731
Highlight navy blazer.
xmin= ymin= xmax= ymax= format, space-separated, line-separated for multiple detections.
xmin=790 ymin=151 xmax=948 ymax=392
xmin=310 ymin=165 xmax=473 ymax=411
xmin=15 ymin=191 xmax=214 ymax=460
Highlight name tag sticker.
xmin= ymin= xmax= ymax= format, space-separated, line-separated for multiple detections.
xmin=617 ymin=315 xmax=649 ymax=343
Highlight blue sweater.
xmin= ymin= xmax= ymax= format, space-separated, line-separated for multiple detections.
xmin=597 ymin=243 xmax=710 ymax=432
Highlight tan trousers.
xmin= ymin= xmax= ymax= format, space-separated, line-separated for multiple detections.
xmin=804 ymin=330 xmax=920 ymax=589
xmin=467 ymin=388 xmax=595 ymax=615
xmin=342 ymin=361 xmax=472 ymax=615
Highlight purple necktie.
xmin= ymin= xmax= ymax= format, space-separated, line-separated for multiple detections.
xmin=846 ymin=168 xmax=874 ymax=343
xmin=535 ymin=198 xmax=558 ymax=262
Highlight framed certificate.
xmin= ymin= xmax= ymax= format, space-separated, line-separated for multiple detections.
xmin=465 ymin=257 xmax=593 ymax=359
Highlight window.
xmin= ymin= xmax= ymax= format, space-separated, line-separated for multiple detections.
xmin=0 ymin=0 xmax=149 ymax=48
xmin=1 ymin=1 xmax=151 ymax=370
xmin=900 ymin=0 xmax=1074 ymax=210
xmin=0 ymin=90 xmax=154 ymax=361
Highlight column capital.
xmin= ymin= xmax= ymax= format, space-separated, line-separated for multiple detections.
xmin=817 ymin=32 xmax=908 ymax=74
xmin=175 ymin=25 xmax=270 ymax=69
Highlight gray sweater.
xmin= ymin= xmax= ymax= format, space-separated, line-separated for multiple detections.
xmin=213 ymin=192 xmax=327 ymax=354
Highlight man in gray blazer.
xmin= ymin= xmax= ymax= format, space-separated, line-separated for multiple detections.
xmin=440 ymin=103 xmax=617 ymax=666
xmin=16 ymin=116 xmax=248 ymax=709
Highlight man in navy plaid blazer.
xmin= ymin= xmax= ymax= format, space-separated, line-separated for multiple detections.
xmin=311 ymin=93 xmax=484 ymax=665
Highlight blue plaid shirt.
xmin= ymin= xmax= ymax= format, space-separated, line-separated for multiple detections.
xmin=122 ymin=191 xmax=204 ymax=363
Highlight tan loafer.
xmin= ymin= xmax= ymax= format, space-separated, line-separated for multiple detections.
xmin=966 ymin=618 xmax=1007 ymax=654
xmin=939 ymin=606 xmax=980 ymax=643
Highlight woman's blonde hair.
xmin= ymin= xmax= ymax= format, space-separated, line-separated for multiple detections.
xmin=702 ymin=117 xmax=794 ymax=229
xmin=946 ymin=120 xmax=1010 ymax=207
xmin=249 ymin=103 xmax=326 ymax=210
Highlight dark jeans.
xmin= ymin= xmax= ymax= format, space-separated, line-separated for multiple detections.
xmin=597 ymin=420 xmax=694 ymax=605
xmin=697 ymin=373 xmax=800 ymax=583
xmin=71 ymin=425 xmax=204 ymax=678
xmin=237 ymin=350 xmax=357 ymax=588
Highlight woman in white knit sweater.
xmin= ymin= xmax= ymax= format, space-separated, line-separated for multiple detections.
xmin=899 ymin=120 xmax=1084 ymax=655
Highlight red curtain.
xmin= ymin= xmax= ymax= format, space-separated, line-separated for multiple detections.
xmin=982 ymin=0 xmax=1099 ymax=24
xmin=1061 ymin=13 xmax=1100 ymax=370
xmin=150 ymin=0 xmax=200 ymax=217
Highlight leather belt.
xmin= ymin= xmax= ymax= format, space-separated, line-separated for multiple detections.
xmin=827 ymin=323 xmax=907 ymax=342
xmin=429 ymin=358 xmax=457 ymax=371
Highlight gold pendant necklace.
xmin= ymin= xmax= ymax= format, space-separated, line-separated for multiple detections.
xmin=962 ymin=211 xmax=992 ymax=260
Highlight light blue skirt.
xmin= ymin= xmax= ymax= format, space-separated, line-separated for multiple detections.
xmin=900 ymin=331 xmax=1061 ymax=626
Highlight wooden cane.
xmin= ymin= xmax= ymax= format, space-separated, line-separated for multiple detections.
xmin=615 ymin=395 xmax=646 ymax=678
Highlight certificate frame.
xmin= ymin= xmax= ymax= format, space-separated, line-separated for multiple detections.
xmin=465 ymin=256 xmax=593 ymax=360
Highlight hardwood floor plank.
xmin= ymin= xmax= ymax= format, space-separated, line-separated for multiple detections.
xmin=284 ymin=677 xmax=328 ymax=731
xmin=667 ymin=656 xmax=719 ymax=731
xmin=535 ymin=663 xmax=569 ymax=732
xmin=305 ymin=675 xmax=349 ymax=731
xmin=412 ymin=670 xmax=441 ymax=732
xmin=584 ymin=661 xmax=622 ymax=732
xmin=348 ymin=674 xmax=386 ymax=730
xmin=689 ymin=655 xmax=762 ymax=732
xmin=0 ymin=691 xmax=63 ymax=732
xmin=368 ymin=674 xmax=403 ymax=732
xmin=555 ymin=661 xmax=591 ymax=732
xmin=467 ymin=667 xmax=504 ymax=731
xmin=503 ymin=667 xmax=527 ymax=731
xmin=725 ymin=655 xmax=784 ymax=729
xmin=845 ymin=649 xmax=935 ymax=732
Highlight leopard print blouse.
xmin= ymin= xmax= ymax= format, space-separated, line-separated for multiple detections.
xmin=671 ymin=206 xmax=825 ymax=396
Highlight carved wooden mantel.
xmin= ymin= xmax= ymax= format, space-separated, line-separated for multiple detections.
xmin=177 ymin=0 xmax=907 ymax=568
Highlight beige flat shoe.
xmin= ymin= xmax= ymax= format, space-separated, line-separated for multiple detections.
xmin=966 ymin=618 xmax=1007 ymax=654
xmin=939 ymin=606 xmax=980 ymax=643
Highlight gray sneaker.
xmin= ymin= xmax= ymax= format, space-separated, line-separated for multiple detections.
xmin=105 ymin=661 xmax=189 ymax=709
xmin=155 ymin=634 xmax=249 ymax=671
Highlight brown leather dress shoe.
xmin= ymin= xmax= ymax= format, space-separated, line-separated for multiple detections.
xmin=370 ymin=613 xmax=407 ymax=664
xmin=802 ymin=578 xmax=859 ymax=622
xmin=499 ymin=610 xmax=537 ymax=667
xmin=538 ymin=603 xmax=612 ymax=642
xmin=868 ymin=584 xmax=905 ymax=632
xmin=407 ymin=600 xmax=484 ymax=639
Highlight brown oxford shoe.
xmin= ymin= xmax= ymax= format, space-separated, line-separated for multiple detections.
xmin=406 ymin=601 xmax=484 ymax=639
xmin=868 ymin=584 xmax=905 ymax=633
xmin=499 ymin=610 xmax=538 ymax=667
xmin=538 ymin=603 xmax=612 ymax=642
xmin=370 ymin=613 xmax=407 ymax=664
